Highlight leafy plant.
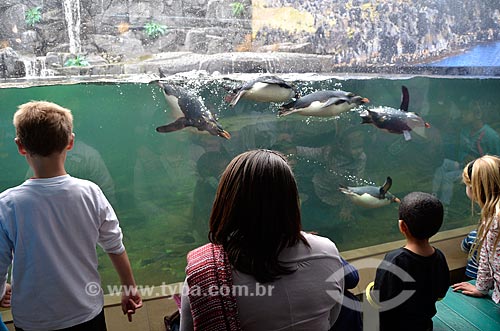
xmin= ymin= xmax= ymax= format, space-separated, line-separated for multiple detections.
xmin=64 ymin=56 xmax=89 ymax=67
xmin=144 ymin=22 xmax=167 ymax=39
xmin=25 ymin=7 xmax=42 ymax=27
xmin=230 ymin=2 xmax=246 ymax=17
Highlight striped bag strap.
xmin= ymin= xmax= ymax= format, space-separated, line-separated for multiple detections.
xmin=186 ymin=243 xmax=241 ymax=331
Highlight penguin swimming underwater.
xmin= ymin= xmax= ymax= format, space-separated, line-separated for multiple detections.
xmin=155 ymin=82 xmax=231 ymax=139
xmin=360 ymin=86 xmax=430 ymax=141
xmin=225 ymin=75 xmax=299 ymax=107
xmin=278 ymin=90 xmax=369 ymax=117
xmin=339 ymin=177 xmax=400 ymax=208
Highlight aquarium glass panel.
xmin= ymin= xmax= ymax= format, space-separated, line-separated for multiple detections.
xmin=1 ymin=76 xmax=497 ymax=288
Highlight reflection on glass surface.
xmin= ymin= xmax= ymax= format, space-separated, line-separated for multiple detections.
xmin=1 ymin=76 xmax=497 ymax=289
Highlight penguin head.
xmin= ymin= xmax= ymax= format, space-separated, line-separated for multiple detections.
xmin=359 ymin=109 xmax=374 ymax=124
xmin=386 ymin=192 xmax=401 ymax=204
xmin=202 ymin=120 xmax=231 ymax=140
xmin=351 ymin=95 xmax=370 ymax=106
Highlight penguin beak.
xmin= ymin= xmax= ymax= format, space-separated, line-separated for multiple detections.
xmin=425 ymin=122 xmax=431 ymax=128
xmin=361 ymin=97 xmax=370 ymax=104
xmin=219 ymin=130 xmax=231 ymax=140
xmin=393 ymin=197 xmax=401 ymax=203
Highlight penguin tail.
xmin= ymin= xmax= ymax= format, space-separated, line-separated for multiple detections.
xmin=339 ymin=185 xmax=357 ymax=198
xmin=158 ymin=68 xmax=167 ymax=78
xmin=224 ymin=93 xmax=236 ymax=104
xmin=278 ymin=108 xmax=292 ymax=117
xmin=148 ymin=79 xmax=160 ymax=86
xmin=338 ymin=184 xmax=348 ymax=193
xmin=229 ymin=91 xmax=244 ymax=107
xmin=278 ymin=100 xmax=297 ymax=117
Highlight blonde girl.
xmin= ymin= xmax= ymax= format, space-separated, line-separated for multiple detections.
xmin=451 ymin=155 xmax=500 ymax=303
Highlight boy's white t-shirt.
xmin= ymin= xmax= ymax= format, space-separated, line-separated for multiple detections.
xmin=0 ymin=175 xmax=124 ymax=331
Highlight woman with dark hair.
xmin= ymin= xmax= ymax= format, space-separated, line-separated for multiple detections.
xmin=180 ymin=149 xmax=345 ymax=331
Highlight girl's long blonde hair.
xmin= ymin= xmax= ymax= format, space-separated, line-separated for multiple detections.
xmin=463 ymin=155 xmax=500 ymax=259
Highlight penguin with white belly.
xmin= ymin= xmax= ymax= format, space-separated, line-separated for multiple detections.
xmin=225 ymin=75 xmax=299 ymax=107
xmin=339 ymin=177 xmax=400 ymax=208
xmin=154 ymin=82 xmax=231 ymax=139
xmin=360 ymin=86 xmax=430 ymax=141
xmin=278 ymin=90 xmax=369 ymax=117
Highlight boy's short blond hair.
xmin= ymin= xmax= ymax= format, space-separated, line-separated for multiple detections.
xmin=13 ymin=101 xmax=73 ymax=156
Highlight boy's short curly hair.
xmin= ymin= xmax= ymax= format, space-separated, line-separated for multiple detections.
xmin=13 ymin=101 xmax=73 ymax=157
xmin=399 ymin=192 xmax=443 ymax=240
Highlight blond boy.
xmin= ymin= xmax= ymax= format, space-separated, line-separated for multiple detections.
xmin=0 ymin=101 xmax=141 ymax=330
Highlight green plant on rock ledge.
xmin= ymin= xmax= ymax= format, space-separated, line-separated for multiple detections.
xmin=230 ymin=2 xmax=246 ymax=17
xmin=25 ymin=7 xmax=42 ymax=27
xmin=64 ymin=55 xmax=89 ymax=67
xmin=144 ymin=22 xmax=167 ymax=39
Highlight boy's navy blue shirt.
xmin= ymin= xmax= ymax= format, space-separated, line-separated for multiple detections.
xmin=374 ymin=247 xmax=450 ymax=331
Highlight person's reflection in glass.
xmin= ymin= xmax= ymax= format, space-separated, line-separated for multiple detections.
xmin=25 ymin=138 xmax=117 ymax=205
xmin=432 ymin=100 xmax=500 ymax=209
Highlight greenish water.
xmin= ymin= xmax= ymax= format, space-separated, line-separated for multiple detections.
xmin=1 ymin=76 xmax=498 ymax=290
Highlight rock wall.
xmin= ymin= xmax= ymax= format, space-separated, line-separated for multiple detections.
xmin=0 ymin=0 xmax=499 ymax=77
xmin=0 ymin=0 xmax=252 ymax=58
xmin=252 ymin=0 xmax=500 ymax=65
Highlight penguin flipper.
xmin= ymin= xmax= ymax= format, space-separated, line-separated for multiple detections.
xmin=156 ymin=117 xmax=188 ymax=133
xmin=400 ymin=86 xmax=410 ymax=112
xmin=379 ymin=177 xmax=393 ymax=197
xmin=338 ymin=184 xmax=348 ymax=192
xmin=257 ymin=76 xmax=288 ymax=85
xmin=257 ymin=76 xmax=296 ymax=92
xmin=278 ymin=109 xmax=292 ymax=117
xmin=339 ymin=185 xmax=357 ymax=197
xmin=322 ymin=97 xmax=347 ymax=108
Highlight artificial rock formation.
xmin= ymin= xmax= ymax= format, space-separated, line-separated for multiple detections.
xmin=0 ymin=0 xmax=499 ymax=77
